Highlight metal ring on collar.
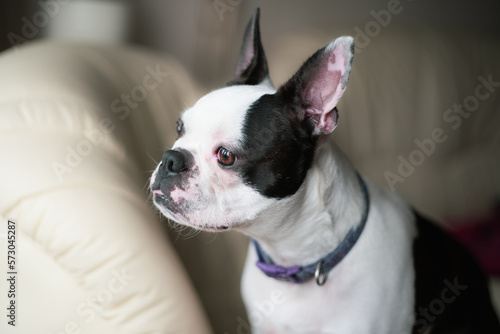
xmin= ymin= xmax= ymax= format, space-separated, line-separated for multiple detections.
xmin=315 ymin=260 xmax=327 ymax=286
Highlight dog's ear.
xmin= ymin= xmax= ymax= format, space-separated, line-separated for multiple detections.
xmin=279 ymin=36 xmax=354 ymax=135
xmin=228 ymin=8 xmax=270 ymax=86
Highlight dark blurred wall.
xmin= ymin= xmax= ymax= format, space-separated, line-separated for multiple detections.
xmin=0 ymin=1 xmax=40 ymax=52
xmin=2 ymin=0 xmax=499 ymax=87
xmin=130 ymin=0 xmax=500 ymax=88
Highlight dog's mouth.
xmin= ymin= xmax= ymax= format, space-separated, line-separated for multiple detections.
xmin=152 ymin=189 xmax=178 ymax=216
xmin=152 ymin=189 xmax=170 ymax=207
xmin=152 ymin=189 xmax=231 ymax=232
xmin=152 ymin=189 xmax=165 ymax=197
xmin=199 ymin=224 xmax=230 ymax=231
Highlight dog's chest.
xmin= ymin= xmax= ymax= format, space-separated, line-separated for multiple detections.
xmin=241 ymin=190 xmax=417 ymax=333
xmin=241 ymin=267 xmax=374 ymax=333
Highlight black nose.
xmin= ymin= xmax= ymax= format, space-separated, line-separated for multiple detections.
xmin=162 ymin=150 xmax=187 ymax=174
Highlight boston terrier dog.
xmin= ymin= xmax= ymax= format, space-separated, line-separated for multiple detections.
xmin=150 ymin=9 xmax=500 ymax=334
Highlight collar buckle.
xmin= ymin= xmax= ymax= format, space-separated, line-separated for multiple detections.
xmin=315 ymin=260 xmax=327 ymax=286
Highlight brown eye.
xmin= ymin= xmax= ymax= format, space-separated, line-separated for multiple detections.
xmin=217 ymin=147 xmax=236 ymax=167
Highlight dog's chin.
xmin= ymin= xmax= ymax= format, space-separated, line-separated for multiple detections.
xmin=169 ymin=215 xmax=233 ymax=232
xmin=175 ymin=216 xmax=233 ymax=232
xmin=153 ymin=193 xmax=233 ymax=232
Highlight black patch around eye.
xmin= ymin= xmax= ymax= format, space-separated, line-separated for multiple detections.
xmin=176 ymin=119 xmax=185 ymax=138
xmin=236 ymin=93 xmax=317 ymax=199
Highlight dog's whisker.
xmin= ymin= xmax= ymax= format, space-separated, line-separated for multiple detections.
xmin=146 ymin=151 xmax=160 ymax=165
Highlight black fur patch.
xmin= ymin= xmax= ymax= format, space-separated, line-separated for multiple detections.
xmin=412 ymin=212 xmax=500 ymax=333
xmin=235 ymin=93 xmax=318 ymax=198
xmin=233 ymin=45 xmax=336 ymax=198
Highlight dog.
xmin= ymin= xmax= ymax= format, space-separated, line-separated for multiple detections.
xmin=150 ymin=8 xmax=500 ymax=333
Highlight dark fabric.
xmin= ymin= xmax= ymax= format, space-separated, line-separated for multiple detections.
xmin=412 ymin=212 xmax=500 ymax=333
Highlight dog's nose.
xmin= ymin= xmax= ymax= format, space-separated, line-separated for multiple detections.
xmin=162 ymin=150 xmax=187 ymax=174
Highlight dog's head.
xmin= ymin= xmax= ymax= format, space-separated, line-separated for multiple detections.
xmin=150 ymin=9 xmax=354 ymax=231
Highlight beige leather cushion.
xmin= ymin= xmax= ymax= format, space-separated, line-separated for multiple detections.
xmin=0 ymin=42 xmax=211 ymax=334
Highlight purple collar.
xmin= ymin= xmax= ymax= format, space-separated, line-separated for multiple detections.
xmin=252 ymin=173 xmax=370 ymax=286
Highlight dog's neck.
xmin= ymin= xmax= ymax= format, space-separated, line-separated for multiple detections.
xmin=237 ymin=140 xmax=365 ymax=267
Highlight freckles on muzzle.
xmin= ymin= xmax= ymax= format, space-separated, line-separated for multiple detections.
xmin=152 ymin=175 xmax=200 ymax=216
xmin=152 ymin=180 xmax=231 ymax=231
xmin=150 ymin=148 xmax=201 ymax=217
xmin=170 ymin=186 xmax=191 ymax=204
xmin=154 ymin=188 xmax=231 ymax=230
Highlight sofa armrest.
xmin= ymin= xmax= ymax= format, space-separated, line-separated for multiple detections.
xmin=0 ymin=41 xmax=212 ymax=334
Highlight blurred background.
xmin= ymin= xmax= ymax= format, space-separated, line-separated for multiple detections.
xmin=2 ymin=0 xmax=499 ymax=88
xmin=1 ymin=0 xmax=499 ymax=333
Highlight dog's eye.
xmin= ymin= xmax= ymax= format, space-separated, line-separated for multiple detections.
xmin=176 ymin=119 xmax=184 ymax=137
xmin=217 ymin=147 xmax=236 ymax=167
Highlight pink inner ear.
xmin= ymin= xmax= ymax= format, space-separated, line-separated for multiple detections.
xmin=319 ymin=109 xmax=337 ymax=133
xmin=304 ymin=42 xmax=349 ymax=134
xmin=236 ymin=46 xmax=255 ymax=76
